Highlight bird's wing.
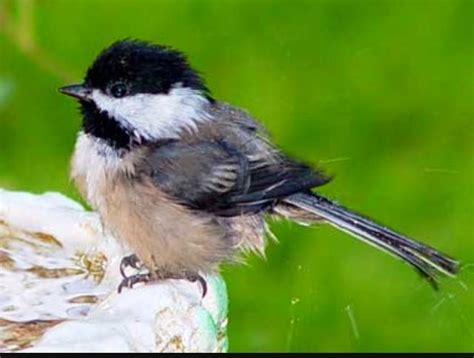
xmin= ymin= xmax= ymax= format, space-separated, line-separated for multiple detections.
xmin=145 ymin=140 xmax=330 ymax=216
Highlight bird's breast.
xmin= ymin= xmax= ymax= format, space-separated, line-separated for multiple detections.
xmin=70 ymin=133 xmax=137 ymax=211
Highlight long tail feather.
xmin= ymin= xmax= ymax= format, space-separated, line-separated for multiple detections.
xmin=283 ymin=192 xmax=459 ymax=288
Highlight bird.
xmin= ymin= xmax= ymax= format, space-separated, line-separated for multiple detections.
xmin=59 ymin=39 xmax=458 ymax=295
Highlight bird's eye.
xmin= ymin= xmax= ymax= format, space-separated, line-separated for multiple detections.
xmin=110 ymin=83 xmax=128 ymax=98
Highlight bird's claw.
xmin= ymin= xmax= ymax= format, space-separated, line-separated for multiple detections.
xmin=117 ymin=272 xmax=152 ymax=293
xmin=119 ymin=254 xmax=142 ymax=277
xmin=117 ymin=257 xmax=208 ymax=297
xmin=183 ymin=272 xmax=208 ymax=298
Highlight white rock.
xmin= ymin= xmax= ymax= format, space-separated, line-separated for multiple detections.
xmin=0 ymin=189 xmax=228 ymax=352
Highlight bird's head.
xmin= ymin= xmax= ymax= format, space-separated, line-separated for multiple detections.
xmin=60 ymin=40 xmax=213 ymax=149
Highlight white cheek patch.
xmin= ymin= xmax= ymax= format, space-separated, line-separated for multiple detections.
xmin=91 ymin=87 xmax=212 ymax=140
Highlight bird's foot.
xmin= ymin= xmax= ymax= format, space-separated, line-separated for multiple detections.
xmin=151 ymin=271 xmax=208 ymax=298
xmin=117 ymin=271 xmax=152 ymax=293
xmin=119 ymin=254 xmax=142 ymax=277
xmin=117 ymin=260 xmax=208 ymax=297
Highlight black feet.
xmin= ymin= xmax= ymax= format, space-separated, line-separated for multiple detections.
xmin=117 ymin=272 xmax=152 ymax=294
xmin=119 ymin=254 xmax=141 ymax=277
xmin=117 ymin=255 xmax=208 ymax=297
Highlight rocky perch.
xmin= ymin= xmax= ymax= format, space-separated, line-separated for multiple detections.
xmin=0 ymin=189 xmax=228 ymax=352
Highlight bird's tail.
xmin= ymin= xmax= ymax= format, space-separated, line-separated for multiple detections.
xmin=282 ymin=192 xmax=459 ymax=288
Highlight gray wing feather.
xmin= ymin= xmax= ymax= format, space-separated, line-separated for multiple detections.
xmin=144 ymin=102 xmax=330 ymax=216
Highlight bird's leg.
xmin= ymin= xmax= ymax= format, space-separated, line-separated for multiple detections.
xmin=119 ymin=254 xmax=142 ymax=278
xmin=118 ymin=254 xmax=149 ymax=293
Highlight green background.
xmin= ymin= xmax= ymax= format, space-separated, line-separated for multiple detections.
xmin=0 ymin=0 xmax=472 ymax=352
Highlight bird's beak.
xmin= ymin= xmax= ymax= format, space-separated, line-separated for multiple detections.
xmin=59 ymin=84 xmax=92 ymax=101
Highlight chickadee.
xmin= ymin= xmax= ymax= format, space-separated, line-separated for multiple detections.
xmin=60 ymin=40 xmax=458 ymax=295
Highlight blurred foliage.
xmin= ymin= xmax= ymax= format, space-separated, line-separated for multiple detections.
xmin=0 ymin=0 xmax=473 ymax=352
